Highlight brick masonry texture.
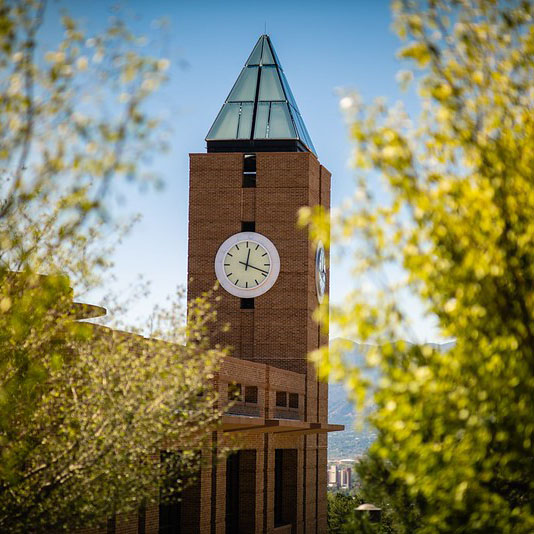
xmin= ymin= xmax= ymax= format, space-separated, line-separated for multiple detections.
xmin=186 ymin=151 xmax=331 ymax=534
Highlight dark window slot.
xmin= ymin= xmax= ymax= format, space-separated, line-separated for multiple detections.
xmin=240 ymin=298 xmax=254 ymax=309
xmin=276 ymin=391 xmax=287 ymax=407
xmin=243 ymin=154 xmax=256 ymax=187
xmin=243 ymin=174 xmax=256 ymax=188
xmin=274 ymin=449 xmax=297 ymax=528
xmin=226 ymin=453 xmax=240 ymax=534
xmin=243 ymin=154 xmax=256 ymax=172
xmin=288 ymin=393 xmax=299 ymax=409
xmin=241 ymin=221 xmax=255 ymax=232
xmin=226 ymin=450 xmax=257 ymax=533
xmin=138 ymin=503 xmax=146 ymax=534
xmin=245 ymin=386 xmax=258 ymax=404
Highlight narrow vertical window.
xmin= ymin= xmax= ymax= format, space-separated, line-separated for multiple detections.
xmin=243 ymin=154 xmax=256 ymax=187
xmin=274 ymin=450 xmax=284 ymax=527
xmin=276 ymin=391 xmax=287 ymax=407
xmin=274 ymin=449 xmax=297 ymax=528
xmin=226 ymin=453 xmax=240 ymax=534
xmin=138 ymin=503 xmax=146 ymax=534
xmin=245 ymin=386 xmax=258 ymax=404
xmin=225 ymin=450 xmax=257 ymax=533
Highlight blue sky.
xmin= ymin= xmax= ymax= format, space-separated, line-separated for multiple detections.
xmin=41 ymin=0 xmax=438 ymax=341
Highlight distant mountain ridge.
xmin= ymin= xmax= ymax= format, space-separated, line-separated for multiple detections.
xmin=327 ymin=338 xmax=455 ymax=460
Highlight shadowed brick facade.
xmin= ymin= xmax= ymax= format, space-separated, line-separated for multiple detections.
xmin=186 ymin=151 xmax=337 ymax=534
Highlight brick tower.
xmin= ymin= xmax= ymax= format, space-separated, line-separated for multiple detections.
xmin=187 ymin=35 xmax=340 ymax=534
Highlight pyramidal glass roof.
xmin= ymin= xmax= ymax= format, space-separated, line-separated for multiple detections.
xmin=206 ymin=35 xmax=316 ymax=155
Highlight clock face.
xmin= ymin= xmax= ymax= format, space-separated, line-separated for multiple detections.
xmin=223 ymin=240 xmax=271 ymax=289
xmin=315 ymin=241 xmax=327 ymax=303
xmin=215 ymin=232 xmax=280 ymax=298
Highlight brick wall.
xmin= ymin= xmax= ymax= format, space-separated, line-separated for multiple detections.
xmin=187 ymin=150 xmax=330 ymax=534
xmin=188 ymin=152 xmax=330 ymax=375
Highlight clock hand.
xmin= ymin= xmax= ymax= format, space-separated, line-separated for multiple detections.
xmin=239 ymin=261 xmax=268 ymax=275
xmin=244 ymin=249 xmax=251 ymax=271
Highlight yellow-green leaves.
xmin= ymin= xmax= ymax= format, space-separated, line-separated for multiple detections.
xmin=399 ymin=42 xmax=432 ymax=67
xmin=0 ymin=3 xmax=222 ymax=533
xmin=304 ymin=1 xmax=534 ymax=532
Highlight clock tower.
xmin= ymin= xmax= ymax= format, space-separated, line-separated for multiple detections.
xmin=188 ymin=35 xmax=336 ymax=534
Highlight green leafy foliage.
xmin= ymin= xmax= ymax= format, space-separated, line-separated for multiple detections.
xmin=328 ymin=492 xmax=358 ymax=533
xmin=0 ymin=2 xmax=226 ymax=531
xmin=303 ymin=0 xmax=534 ymax=532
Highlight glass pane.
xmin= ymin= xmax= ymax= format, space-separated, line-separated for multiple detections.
xmin=258 ymin=66 xmax=284 ymax=101
xmin=268 ymin=103 xmax=296 ymax=138
xmin=279 ymin=70 xmax=298 ymax=109
xmin=268 ymin=38 xmax=282 ymax=68
xmin=228 ymin=67 xmax=258 ymax=102
xmin=261 ymin=41 xmax=275 ymax=65
xmin=292 ymin=107 xmax=316 ymax=152
xmin=253 ymin=102 xmax=270 ymax=139
xmin=293 ymin=108 xmax=306 ymax=140
xmin=237 ymin=103 xmax=253 ymax=139
xmin=206 ymin=103 xmax=239 ymax=139
xmin=246 ymin=38 xmax=263 ymax=65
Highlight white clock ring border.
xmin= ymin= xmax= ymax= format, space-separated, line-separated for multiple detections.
xmin=315 ymin=240 xmax=326 ymax=303
xmin=215 ymin=231 xmax=281 ymax=298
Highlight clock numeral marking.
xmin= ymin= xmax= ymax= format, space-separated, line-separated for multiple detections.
xmin=235 ymin=244 xmax=240 ymax=250
xmin=262 ymin=272 xmax=267 ymax=277
xmin=227 ymin=253 xmax=233 ymax=257
xmin=245 ymin=282 xmax=248 ymax=288
xmin=235 ymin=279 xmax=239 ymax=285
xmin=264 ymin=264 xmax=270 ymax=267
xmin=246 ymin=241 xmax=248 ymax=248
xmin=255 ymin=244 xmax=259 ymax=250
xmin=262 ymin=252 xmax=267 ymax=257
xmin=228 ymin=273 xmax=233 ymax=277
xmin=224 ymin=264 xmax=230 ymax=266
xmin=255 ymin=279 xmax=259 ymax=285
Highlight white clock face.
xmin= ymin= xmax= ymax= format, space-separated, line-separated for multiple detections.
xmin=223 ymin=240 xmax=271 ymax=289
xmin=315 ymin=241 xmax=327 ymax=303
xmin=215 ymin=232 xmax=280 ymax=298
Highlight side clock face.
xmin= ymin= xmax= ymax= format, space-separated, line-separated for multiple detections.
xmin=315 ymin=241 xmax=327 ymax=303
xmin=215 ymin=232 xmax=280 ymax=298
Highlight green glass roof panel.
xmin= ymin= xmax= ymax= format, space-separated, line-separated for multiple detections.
xmin=246 ymin=38 xmax=263 ymax=66
xmin=261 ymin=39 xmax=275 ymax=65
xmin=207 ymin=103 xmax=240 ymax=140
xmin=291 ymin=104 xmax=316 ymax=154
xmin=264 ymin=36 xmax=282 ymax=67
xmin=236 ymin=102 xmax=253 ymax=139
xmin=268 ymin=102 xmax=296 ymax=138
xmin=206 ymin=35 xmax=316 ymax=155
xmin=253 ymin=102 xmax=269 ymax=139
xmin=279 ymin=70 xmax=297 ymax=109
xmin=228 ymin=66 xmax=258 ymax=102
xmin=258 ymin=66 xmax=284 ymax=101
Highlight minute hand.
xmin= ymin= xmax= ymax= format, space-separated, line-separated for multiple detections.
xmin=239 ymin=261 xmax=268 ymax=274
